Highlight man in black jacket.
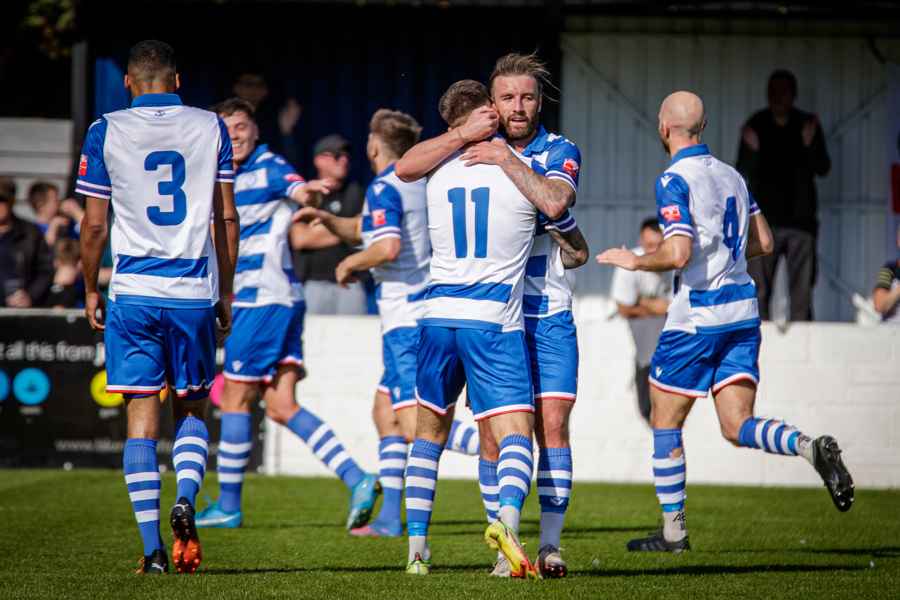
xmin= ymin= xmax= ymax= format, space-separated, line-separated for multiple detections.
xmin=737 ymin=70 xmax=831 ymax=321
xmin=0 ymin=176 xmax=54 ymax=308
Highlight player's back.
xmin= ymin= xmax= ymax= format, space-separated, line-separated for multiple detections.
xmin=423 ymin=150 xmax=537 ymax=333
xmin=362 ymin=167 xmax=430 ymax=292
xmin=660 ymin=144 xmax=759 ymax=334
xmin=85 ymin=94 xmax=232 ymax=308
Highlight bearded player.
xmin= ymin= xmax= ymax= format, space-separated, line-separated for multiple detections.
xmin=395 ymin=52 xmax=588 ymax=578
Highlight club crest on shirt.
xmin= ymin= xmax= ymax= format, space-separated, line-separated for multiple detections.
xmin=78 ymin=154 xmax=87 ymax=176
xmin=661 ymin=205 xmax=681 ymax=223
xmin=562 ymin=158 xmax=579 ymax=178
xmin=371 ymin=209 xmax=386 ymax=227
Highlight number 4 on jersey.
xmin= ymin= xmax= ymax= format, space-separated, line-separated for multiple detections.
xmin=448 ymin=187 xmax=489 ymax=259
xmin=723 ymin=196 xmax=742 ymax=261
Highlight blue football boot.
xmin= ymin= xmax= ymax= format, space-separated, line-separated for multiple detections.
xmin=195 ymin=496 xmax=243 ymax=528
xmin=346 ymin=474 xmax=382 ymax=530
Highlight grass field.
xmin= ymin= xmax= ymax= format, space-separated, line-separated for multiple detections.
xmin=0 ymin=470 xmax=897 ymax=599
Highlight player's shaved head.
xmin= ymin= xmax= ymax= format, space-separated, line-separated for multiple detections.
xmin=659 ymin=92 xmax=705 ymax=137
xmin=658 ymin=91 xmax=706 ymax=153
xmin=439 ymin=80 xmax=491 ymax=128
xmin=127 ymin=40 xmax=176 ymax=87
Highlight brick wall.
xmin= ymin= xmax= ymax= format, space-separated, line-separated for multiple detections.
xmin=267 ymin=316 xmax=900 ymax=489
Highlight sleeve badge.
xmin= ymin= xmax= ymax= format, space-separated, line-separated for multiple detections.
xmin=661 ymin=205 xmax=682 ymax=223
xmin=78 ymin=154 xmax=88 ymax=176
xmin=562 ymin=158 xmax=579 ymax=178
xmin=371 ymin=209 xmax=387 ymax=227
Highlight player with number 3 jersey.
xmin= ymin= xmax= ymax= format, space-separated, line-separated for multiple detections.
xmin=597 ymin=91 xmax=854 ymax=555
xmin=77 ymin=40 xmax=241 ymax=575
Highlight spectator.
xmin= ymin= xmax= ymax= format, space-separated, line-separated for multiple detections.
xmin=232 ymin=66 xmax=301 ymax=168
xmin=0 ymin=176 xmax=54 ymax=308
xmin=45 ymin=237 xmax=82 ymax=309
xmin=290 ymin=134 xmax=368 ymax=315
xmin=737 ymin=70 xmax=831 ymax=322
xmin=28 ymin=181 xmax=70 ymax=247
xmin=874 ymin=223 xmax=900 ymax=325
xmin=607 ymin=219 xmax=673 ymax=425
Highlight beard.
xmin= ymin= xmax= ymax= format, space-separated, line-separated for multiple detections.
xmin=500 ymin=109 xmax=539 ymax=141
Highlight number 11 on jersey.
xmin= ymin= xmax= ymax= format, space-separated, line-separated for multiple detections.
xmin=448 ymin=187 xmax=489 ymax=259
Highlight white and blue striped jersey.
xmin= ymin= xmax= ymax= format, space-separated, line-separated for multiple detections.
xmin=232 ymin=144 xmax=306 ymax=308
xmin=657 ymin=143 xmax=762 ymax=335
xmin=423 ymin=149 xmax=537 ymax=333
xmin=76 ymin=93 xmax=233 ymax=309
xmin=360 ymin=164 xmax=430 ymax=333
xmin=517 ymin=127 xmax=582 ymax=318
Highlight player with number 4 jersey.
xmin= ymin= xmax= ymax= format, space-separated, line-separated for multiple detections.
xmin=77 ymin=40 xmax=241 ymax=575
xmin=597 ymin=91 xmax=854 ymax=555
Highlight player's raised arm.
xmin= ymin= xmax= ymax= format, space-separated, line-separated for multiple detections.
xmin=213 ymin=179 xmax=239 ymax=341
xmin=394 ymin=104 xmax=498 ymax=182
xmin=293 ymin=206 xmax=363 ymax=246
xmin=461 ymin=137 xmax=575 ymax=221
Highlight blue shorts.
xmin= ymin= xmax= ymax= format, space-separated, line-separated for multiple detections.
xmin=525 ymin=311 xmax=578 ymax=401
xmin=379 ymin=326 xmax=420 ymax=411
xmin=105 ymin=301 xmax=217 ymax=400
xmin=223 ymin=303 xmax=305 ymax=384
xmin=649 ymin=327 xmax=761 ymax=398
xmin=415 ymin=326 xmax=534 ymax=421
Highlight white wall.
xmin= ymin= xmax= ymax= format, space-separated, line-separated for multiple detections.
xmin=267 ymin=314 xmax=900 ymax=489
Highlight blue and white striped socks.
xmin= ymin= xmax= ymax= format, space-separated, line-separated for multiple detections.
xmin=217 ymin=413 xmax=252 ymax=513
xmin=123 ymin=438 xmax=165 ymax=556
xmin=173 ymin=417 xmax=209 ymax=508
xmin=286 ymin=408 xmax=364 ymax=490
xmin=537 ymin=447 xmax=572 ymax=549
xmin=405 ymin=438 xmax=443 ymax=562
xmin=478 ymin=458 xmax=499 ymax=523
xmin=375 ymin=436 xmax=408 ymax=524
xmin=738 ymin=418 xmax=814 ymax=462
xmin=497 ymin=434 xmax=534 ymax=535
xmin=447 ymin=420 xmax=480 ymax=455
xmin=653 ymin=428 xmax=687 ymax=542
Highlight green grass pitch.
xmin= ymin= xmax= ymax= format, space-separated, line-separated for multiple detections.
xmin=0 ymin=470 xmax=897 ymax=599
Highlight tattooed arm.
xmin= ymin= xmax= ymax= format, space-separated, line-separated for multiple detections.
xmin=460 ymin=137 xmax=575 ymax=220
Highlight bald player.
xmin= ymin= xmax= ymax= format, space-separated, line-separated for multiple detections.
xmin=597 ymin=91 xmax=854 ymax=553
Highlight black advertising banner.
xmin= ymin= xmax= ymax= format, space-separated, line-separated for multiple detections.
xmin=0 ymin=310 xmax=264 ymax=471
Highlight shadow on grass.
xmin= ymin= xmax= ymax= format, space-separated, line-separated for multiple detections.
xmin=803 ymin=547 xmax=900 ymax=559
xmin=202 ymin=563 xmax=867 ymax=577
xmin=578 ymin=564 xmax=866 ymax=577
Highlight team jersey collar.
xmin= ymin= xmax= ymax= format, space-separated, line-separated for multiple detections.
xmin=670 ymin=143 xmax=710 ymax=166
xmin=520 ymin=125 xmax=549 ymax=157
xmin=236 ymin=144 xmax=270 ymax=174
xmin=131 ymin=93 xmax=183 ymax=108
xmin=376 ymin=163 xmax=396 ymax=179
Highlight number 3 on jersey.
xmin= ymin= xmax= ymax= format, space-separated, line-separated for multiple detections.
xmin=145 ymin=151 xmax=187 ymax=226
xmin=448 ymin=187 xmax=489 ymax=259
